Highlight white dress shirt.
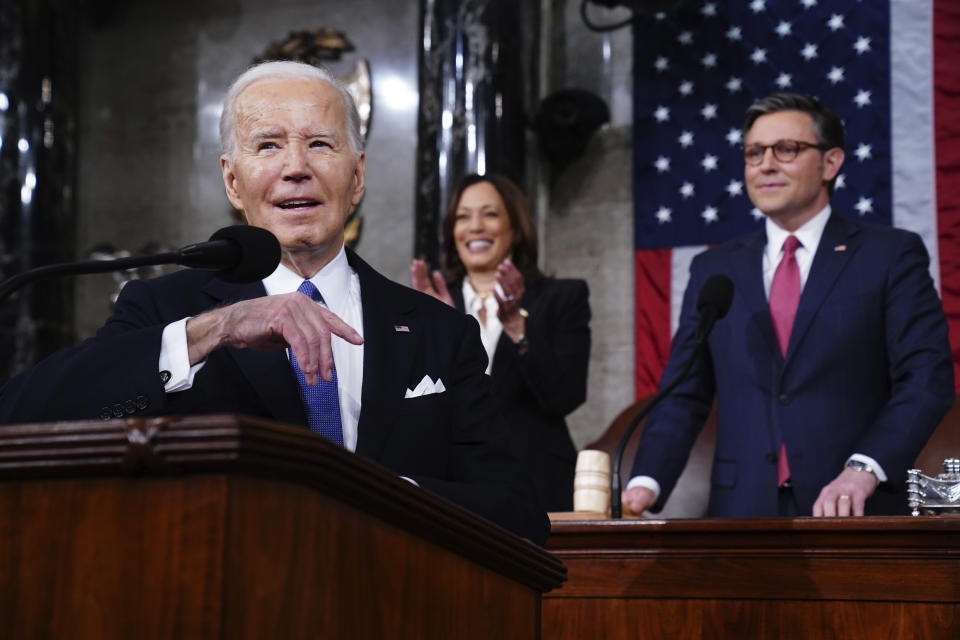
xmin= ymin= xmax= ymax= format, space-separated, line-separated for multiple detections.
xmin=461 ymin=279 xmax=504 ymax=375
xmin=158 ymin=246 xmax=365 ymax=452
xmin=627 ymin=204 xmax=885 ymax=506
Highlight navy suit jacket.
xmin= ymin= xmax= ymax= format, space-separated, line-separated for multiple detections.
xmin=452 ymin=277 xmax=590 ymax=512
xmin=0 ymin=249 xmax=550 ymax=543
xmin=630 ymin=213 xmax=954 ymax=516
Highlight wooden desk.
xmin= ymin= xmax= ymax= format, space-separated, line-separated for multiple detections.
xmin=544 ymin=517 xmax=960 ymax=638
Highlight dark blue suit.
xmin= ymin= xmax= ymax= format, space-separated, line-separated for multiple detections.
xmin=0 ymin=249 xmax=550 ymax=543
xmin=630 ymin=213 xmax=954 ymax=516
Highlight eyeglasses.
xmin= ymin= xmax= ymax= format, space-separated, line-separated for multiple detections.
xmin=742 ymin=140 xmax=829 ymax=165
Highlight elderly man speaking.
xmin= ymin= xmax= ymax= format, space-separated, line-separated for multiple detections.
xmin=0 ymin=61 xmax=549 ymax=544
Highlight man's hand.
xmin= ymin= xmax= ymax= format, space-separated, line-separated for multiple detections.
xmin=621 ymin=485 xmax=657 ymax=516
xmin=185 ymin=292 xmax=363 ymax=386
xmin=812 ymin=467 xmax=878 ymax=517
xmin=411 ymin=259 xmax=455 ymax=307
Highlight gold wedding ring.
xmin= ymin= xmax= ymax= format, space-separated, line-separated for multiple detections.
xmin=838 ymin=495 xmax=851 ymax=500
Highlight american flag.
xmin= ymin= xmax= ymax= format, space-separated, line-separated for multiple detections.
xmin=632 ymin=0 xmax=960 ymax=397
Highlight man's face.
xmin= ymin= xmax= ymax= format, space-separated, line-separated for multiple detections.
xmin=744 ymin=110 xmax=843 ymax=230
xmin=220 ymin=77 xmax=365 ymax=268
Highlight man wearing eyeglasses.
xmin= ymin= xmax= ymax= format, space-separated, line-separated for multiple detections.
xmin=623 ymin=92 xmax=953 ymax=518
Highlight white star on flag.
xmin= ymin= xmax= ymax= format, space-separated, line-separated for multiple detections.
xmin=854 ymin=36 xmax=872 ymax=55
xmin=726 ymin=25 xmax=742 ymax=41
xmin=751 ymin=48 xmax=767 ymax=64
xmin=701 ymin=2 xmax=717 ymax=17
xmin=656 ymin=206 xmax=672 ymax=223
xmin=827 ymin=13 xmax=845 ymax=31
xmin=855 ymin=143 xmax=873 ymax=161
xmin=701 ymin=103 xmax=718 ymax=119
xmin=726 ymin=76 xmax=743 ymax=92
xmin=827 ymin=66 xmax=845 ymax=84
xmin=680 ymin=182 xmax=695 ymax=198
xmin=702 ymin=52 xmax=718 ymax=68
xmin=751 ymin=208 xmax=765 ymax=221
xmin=800 ymin=0 xmax=817 ymax=8
xmin=678 ymin=31 xmax=694 ymax=45
xmin=835 ymin=174 xmax=846 ymax=190
xmin=678 ymin=131 xmax=694 ymax=147
xmin=801 ymin=43 xmax=818 ymax=60
xmin=776 ymin=21 xmax=792 ymax=37
xmin=702 ymin=205 xmax=719 ymax=223
xmin=855 ymin=197 xmax=874 ymax=215
xmin=702 ymin=154 xmax=718 ymax=171
xmin=654 ymin=156 xmax=671 ymax=172
xmin=655 ymin=57 xmax=669 ymax=72
xmin=776 ymin=73 xmax=792 ymax=88
xmin=654 ymin=105 xmax=670 ymax=122
xmin=726 ymin=128 xmax=742 ymax=145
xmin=679 ymin=80 xmax=694 ymax=96
xmin=749 ymin=0 xmax=766 ymax=13
xmin=854 ymin=90 xmax=872 ymax=108
xmin=726 ymin=180 xmax=744 ymax=196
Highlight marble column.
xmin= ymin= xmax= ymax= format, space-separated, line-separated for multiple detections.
xmin=414 ymin=0 xmax=538 ymax=267
xmin=0 ymin=0 xmax=78 ymax=382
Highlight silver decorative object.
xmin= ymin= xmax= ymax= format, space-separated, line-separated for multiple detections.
xmin=907 ymin=458 xmax=960 ymax=515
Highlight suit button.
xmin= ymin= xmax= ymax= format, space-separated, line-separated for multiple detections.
xmin=135 ymin=395 xmax=150 ymax=410
xmin=765 ymin=452 xmax=778 ymax=464
xmin=778 ymin=393 xmax=791 ymax=404
xmin=99 ymin=407 xmax=112 ymax=421
xmin=112 ymin=404 xmax=125 ymax=419
xmin=123 ymin=400 xmax=137 ymax=415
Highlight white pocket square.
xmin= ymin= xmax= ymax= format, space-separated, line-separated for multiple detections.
xmin=405 ymin=375 xmax=446 ymax=398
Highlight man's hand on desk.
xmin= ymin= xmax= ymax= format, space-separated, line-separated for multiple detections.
xmin=621 ymin=485 xmax=657 ymax=516
xmin=185 ymin=292 xmax=363 ymax=386
xmin=812 ymin=466 xmax=878 ymax=517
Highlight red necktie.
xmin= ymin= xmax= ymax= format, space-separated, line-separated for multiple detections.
xmin=769 ymin=235 xmax=801 ymax=486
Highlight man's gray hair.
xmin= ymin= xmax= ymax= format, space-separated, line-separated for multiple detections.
xmin=219 ymin=60 xmax=364 ymax=161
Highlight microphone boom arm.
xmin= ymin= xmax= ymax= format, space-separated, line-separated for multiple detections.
xmin=0 ymin=252 xmax=180 ymax=303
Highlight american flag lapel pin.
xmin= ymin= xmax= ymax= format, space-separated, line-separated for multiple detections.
xmin=394 ymin=325 xmax=410 ymax=333
xmin=834 ymin=245 xmax=847 ymax=252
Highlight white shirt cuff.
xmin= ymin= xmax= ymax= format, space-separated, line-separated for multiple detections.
xmin=625 ymin=475 xmax=661 ymax=501
xmin=848 ymin=453 xmax=888 ymax=483
xmin=159 ymin=318 xmax=206 ymax=392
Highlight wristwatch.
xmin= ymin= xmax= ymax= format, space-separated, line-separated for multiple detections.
xmin=845 ymin=459 xmax=879 ymax=484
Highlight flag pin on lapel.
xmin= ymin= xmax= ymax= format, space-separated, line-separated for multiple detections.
xmin=834 ymin=245 xmax=846 ymax=252
xmin=394 ymin=325 xmax=410 ymax=333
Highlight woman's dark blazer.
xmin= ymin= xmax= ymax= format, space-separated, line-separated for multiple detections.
xmin=453 ymin=276 xmax=591 ymax=511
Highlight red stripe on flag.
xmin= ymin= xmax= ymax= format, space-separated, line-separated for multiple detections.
xmin=634 ymin=249 xmax=672 ymax=398
xmin=935 ymin=0 xmax=960 ymax=393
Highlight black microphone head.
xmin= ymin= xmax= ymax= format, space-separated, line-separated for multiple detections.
xmin=209 ymin=225 xmax=281 ymax=283
xmin=696 ymin=274 xmax=734 ymax=319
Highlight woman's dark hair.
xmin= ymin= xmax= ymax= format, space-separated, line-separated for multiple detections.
xmin=442 ymin=173 xmax=544 ymax=285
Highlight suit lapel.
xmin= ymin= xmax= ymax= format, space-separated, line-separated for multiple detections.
xmin=785 ymin=213 xmax=859 ymax=364
xmin=202 ymin=277 xmax=306 ymax=426
xmin=350 ymin=251 xmax=419 ymax=460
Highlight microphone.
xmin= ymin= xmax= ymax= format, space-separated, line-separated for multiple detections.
xmin=177 ymin=225 xmax=282 ymax=283
xmin=0 ymin=225 xmax=281 ymax=301
xmin=609 ymin=274 xmax=734 ymax=519
xmin=693 ymin=274 xmax=735 ymax=345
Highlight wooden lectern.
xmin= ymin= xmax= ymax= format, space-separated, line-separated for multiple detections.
xmin=0 ymin=415 xmax=565 ymax=639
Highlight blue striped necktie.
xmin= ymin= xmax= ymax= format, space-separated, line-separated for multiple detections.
xmin=290 ymin=280 xmax=344 ymax=446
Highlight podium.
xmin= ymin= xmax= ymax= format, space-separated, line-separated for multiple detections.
xmin=0 ymin=415 xmax=565 ymax=639
xmin=544 ymin=517 xmax=960 ymax=639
